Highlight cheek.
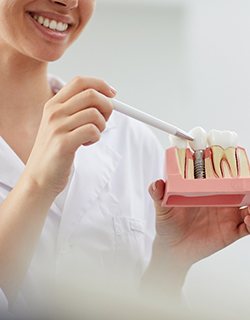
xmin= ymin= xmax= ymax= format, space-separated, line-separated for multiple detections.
xmin=69 ymin=1 xmax=95 ymax=43
xmin=79 ymin=0 xmax=95 ymax=26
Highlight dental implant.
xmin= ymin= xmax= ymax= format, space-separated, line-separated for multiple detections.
xmin=189 ymin=127 xmax=208 ymax=179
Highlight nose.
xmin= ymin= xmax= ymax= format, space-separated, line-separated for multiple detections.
xmin=50 ymin=0 xmax=78 ymax=9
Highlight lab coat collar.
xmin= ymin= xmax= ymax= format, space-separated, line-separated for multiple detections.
xmin=0 ymin=136 xmax=24 ymax=188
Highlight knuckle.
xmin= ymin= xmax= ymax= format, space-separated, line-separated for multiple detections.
xmin=47 ymin=108 xmax=62 ymax=123
xmin=89 ymin=109 xmax=106 ymax=131
xmin=89 ymin=107 xmax=100 ymax=118
xmin=88 ymin=124 xmax=100 ymax=137
xmin=107 ymin=99 xmax=114 ymax=113
xmin=85 ymin=88 xmax=97 ymax=101
xmin=44 ymin=100 xmax=54 ymax=112
xmin=72 ymin=75 xmax=84 ymax=85
xmin=99 ymin=79 xmax=109 ymax=88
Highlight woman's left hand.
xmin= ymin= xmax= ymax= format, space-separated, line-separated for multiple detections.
xmin=149 ymin=179 xmax=250 ymax=270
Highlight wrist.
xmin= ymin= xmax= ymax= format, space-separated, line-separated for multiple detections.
xmin=152 ymin=235 xmax=191 ymax=279
xmin=18 ymin=171 xmax=57 ymax=203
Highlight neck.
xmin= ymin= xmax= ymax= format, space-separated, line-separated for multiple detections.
xmin=0 ymin=49 xmax=54 ymax=129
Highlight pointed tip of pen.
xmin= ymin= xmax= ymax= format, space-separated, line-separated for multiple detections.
xmin=176 ymin=131 xmax=194 ymax=141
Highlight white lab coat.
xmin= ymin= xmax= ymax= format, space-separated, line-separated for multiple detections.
xmin=0 ymin=76 xmax=165 ymax=312
xmin=0 ymin=288 xmax=7 ymax=313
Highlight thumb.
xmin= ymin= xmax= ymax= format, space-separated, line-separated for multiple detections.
xmin=148 ymin=179 xmax=165 ymax=203
xmin=244 ymin=208 xmax=250 ymax=233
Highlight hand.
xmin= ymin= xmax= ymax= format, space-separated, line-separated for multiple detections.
xmin=24 ymin=77 xmax=116 ymax=197
xmin=245 ymin=208 xmax=250 ymax=233
xmin=149 ymin=179 xmax=250 ymax=269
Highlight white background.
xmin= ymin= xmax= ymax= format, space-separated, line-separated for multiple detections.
xmin=49 ymin=0 xmax=250 ymax=317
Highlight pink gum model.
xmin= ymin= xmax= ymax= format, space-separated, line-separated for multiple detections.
xmin=162 ymin=147 xmax=250 ymax=207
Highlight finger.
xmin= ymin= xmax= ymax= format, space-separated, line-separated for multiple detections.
xmin=69 ymin=123 xmax=101 ymax=149
xmin=244 ymin=215 xmax=250 ymax=233
xmin=51 ymin=76 xmax=117 ymax=103
xmin=61 ymin=89 xmax=113 ymax=121
xmin=239 ymin=207 xmax=250 ymax=221
xmin=64 ymin=108 xmax=106 ymax=133
xmin=148 ymin=180 xmax=165 ymax=202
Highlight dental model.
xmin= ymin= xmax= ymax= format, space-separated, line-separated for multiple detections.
xmin=163 ymin=127 xmax=250 ymax=207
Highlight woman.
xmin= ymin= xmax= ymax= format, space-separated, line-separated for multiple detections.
xmin=0 ymin=0 xmax=250 ymax=316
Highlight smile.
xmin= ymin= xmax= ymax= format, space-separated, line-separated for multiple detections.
xmin=29 ymin=13 xmax=69 ymax=33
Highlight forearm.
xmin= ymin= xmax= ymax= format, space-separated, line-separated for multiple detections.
xmin=141 ymin=236 xmax=189 ymax=300
xmin=0 ymin=172 xmax=55 ymax=301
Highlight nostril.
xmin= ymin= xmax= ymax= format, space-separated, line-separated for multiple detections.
xmin=54 ymin=2 xmax=67 ymax=6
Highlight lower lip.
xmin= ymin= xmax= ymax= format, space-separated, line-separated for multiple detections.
xmin=27 ymin=13 xmax=70 ymax=42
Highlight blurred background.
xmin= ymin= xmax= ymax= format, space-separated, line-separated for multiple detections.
xmin=49 ymin=0 xmax=250 ymax=318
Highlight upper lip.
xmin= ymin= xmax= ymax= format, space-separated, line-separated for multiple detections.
xmin=28 ymin=11 xmax=74 ymax=25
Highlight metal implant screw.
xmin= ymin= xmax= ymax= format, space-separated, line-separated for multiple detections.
xmin=194 ymin=150 xmax=206 ymax=179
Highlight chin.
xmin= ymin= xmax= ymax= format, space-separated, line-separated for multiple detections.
xmin=27 ymin=48 xmax=65 ymax=62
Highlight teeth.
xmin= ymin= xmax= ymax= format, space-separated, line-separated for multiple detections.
xmin=207 ymin=129 xmax=238 ymax=149
xmin=208 ymin=130 xmax=238 ymax=178
xmin=169 ymin=135 xmax=188 ymax=178
xmin=32 ymin=14 xmax=69 ymax=32
xmin=188 ymin=127 xmax=208 ymax=151
xmin=236 ymin=148 xmax=250 ymax=177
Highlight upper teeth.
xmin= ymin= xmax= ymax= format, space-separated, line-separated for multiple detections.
xmin=32 ymin=14 xmax=69 ymax=32
xmin=207 ymin=129 xmax=238 ymax=149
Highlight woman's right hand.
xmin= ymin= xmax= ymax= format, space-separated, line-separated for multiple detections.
xmin=24 ymin=76 xmax=116 ymax=198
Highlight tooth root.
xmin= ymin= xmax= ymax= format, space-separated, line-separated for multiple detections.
xmin=185 ymin=148 xmax=194 ymax=179
xmin=221 ymin=159 xmax=232 ymax=178
xmin=204 ymin=148 xmax=218 ymax=178
xmin=236 ymin=147 xmax=250 ymax=177
xmin=174 ymin=148 xmax=186 ymax=178
xmin=223 ymin=147 xmax=237 ymax=177
xmin=211 ymin=146 xmax=224 ymax=178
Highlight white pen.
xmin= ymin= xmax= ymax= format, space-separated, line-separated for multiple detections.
xmin=112 ymin=99 xmax=194 ymax=141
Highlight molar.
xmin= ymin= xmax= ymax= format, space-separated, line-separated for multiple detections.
xmin=207 ymin=130 xmax=238 ymax=178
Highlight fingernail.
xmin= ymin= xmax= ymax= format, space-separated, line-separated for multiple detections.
xmin=152 ymin=182 xmax=157 ymax=192
xmin=109 ymin=86 xmax=117 ymax=95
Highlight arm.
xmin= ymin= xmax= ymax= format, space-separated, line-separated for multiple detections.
xmin=0 ymin=173 xmax=55 ymax=301
xmin=0 ymin=77 xmax=116 ymax=303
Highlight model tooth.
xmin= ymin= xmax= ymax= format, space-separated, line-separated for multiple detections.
xmin=169 ymin=135 xmax=188 ymax=178
xmin=204 ymin=148 xmax=218 ymax=178
xmin=185 ymin=148 xmax=194 ymax=179
xmin=188 ymin=127 xmax=208 ymax=151
xmin=208 ymin=129 xmax=238 ymax=178
xmin=236 ymin=148 xmax=250 ymax=177
xmin=207 ymin=129 xmax=238 ymax=149
xmin=221 ymin=159 xmax=232 ymax=178
xmin=211 ymin=145 xmax=224 ymax=178
xmin=224 ymin=148 xmax=237 ymax=177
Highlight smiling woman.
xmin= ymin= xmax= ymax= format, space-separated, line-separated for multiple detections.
xmin=0 ymin=0 xmax=249 ymax=319
xmin=0 ymin=0 xmax=94 ymax=61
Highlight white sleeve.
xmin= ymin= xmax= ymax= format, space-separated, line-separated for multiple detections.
xmin=0 ymin=288 xmax=8 ymax=311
